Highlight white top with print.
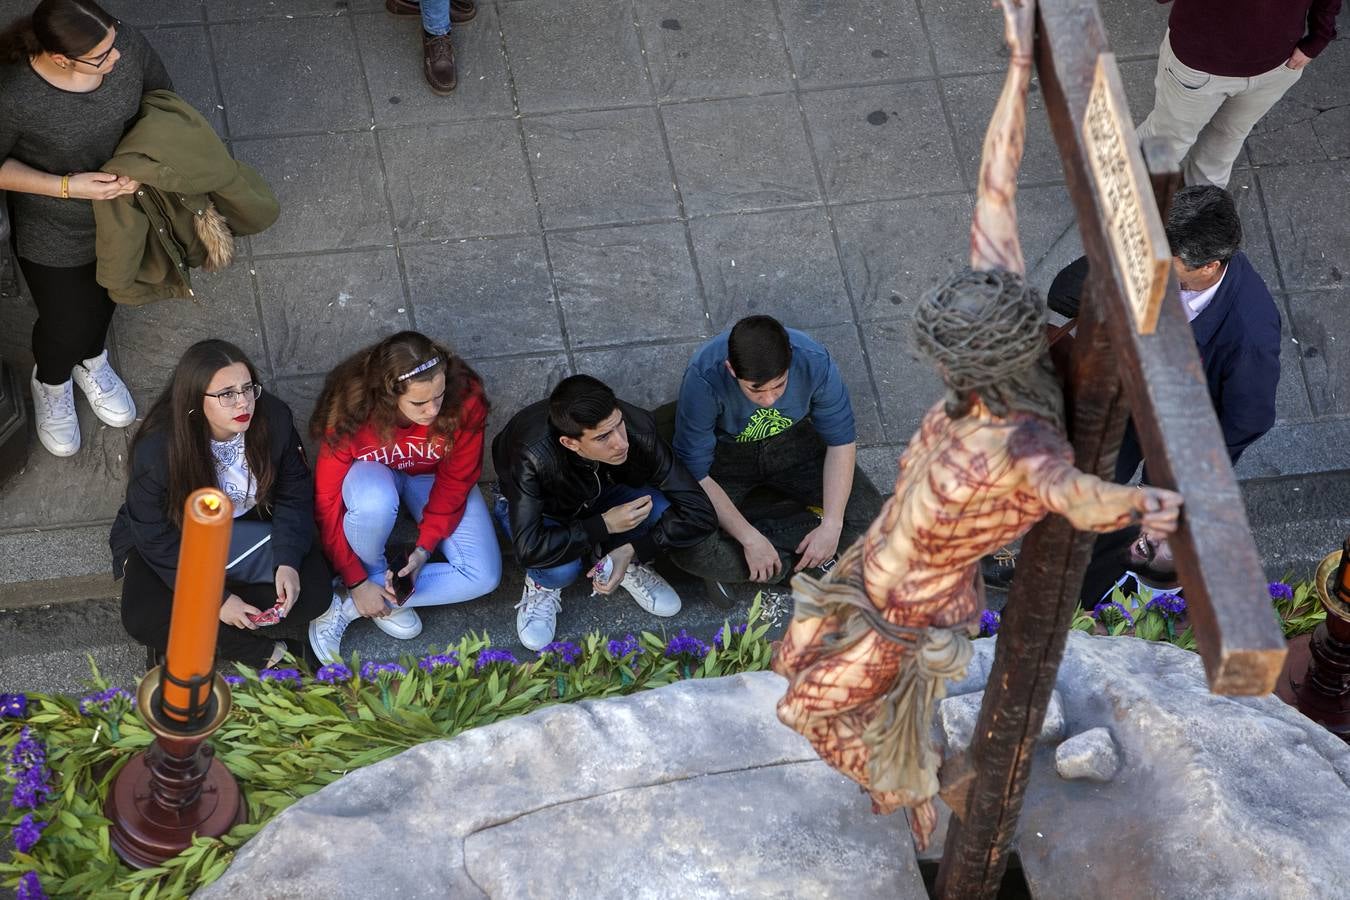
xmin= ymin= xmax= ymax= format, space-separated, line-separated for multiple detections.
xmin=211 ymin=433 xmax=257 ymax=517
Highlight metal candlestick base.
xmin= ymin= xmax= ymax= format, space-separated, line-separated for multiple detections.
xmin=1278 ymin=552 xmax=1350 ymax=741
xmin=105 ymin=668 xmax=247 ymax=868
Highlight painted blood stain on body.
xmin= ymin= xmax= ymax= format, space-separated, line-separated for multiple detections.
xmin=661 ymin=18 xmax=682 ymax=30
xmin=866 ymin=110 xmax=888 ymax=126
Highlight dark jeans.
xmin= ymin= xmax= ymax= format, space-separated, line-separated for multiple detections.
xmin=18 ymin=257 xmax=116 ymax=385
xmin=667 ymin=423 xmax=884 ymax=585
xmin=120 ymin=540 xmax=334 ymax=669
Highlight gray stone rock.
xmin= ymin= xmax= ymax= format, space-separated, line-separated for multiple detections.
xmin=937 ymin=686 xmax=1065 ymax=755
xmin=1054 ymin=727 xmax=1120 ymax=782
xmin=197 ymin=673 xmax=927 ymax=899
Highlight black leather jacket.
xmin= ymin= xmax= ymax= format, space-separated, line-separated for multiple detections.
xmin=491 ymin=399 xmax=715 ymax=569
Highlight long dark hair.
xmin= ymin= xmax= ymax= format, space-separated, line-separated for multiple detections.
xmin=131 ymin=340 xmax=275 ymax=528
xmin=310 ymin=330 xmax=486 ymax=448
xmin=0 ymin=0 xmax=116 ymax=64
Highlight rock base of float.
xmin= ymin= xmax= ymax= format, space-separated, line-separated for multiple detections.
xmin=200 ymin=633 xmax=1350 ymax=899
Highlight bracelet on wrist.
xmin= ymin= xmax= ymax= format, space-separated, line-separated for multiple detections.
xmin=60 ymin=174 xmax=70 ymax=199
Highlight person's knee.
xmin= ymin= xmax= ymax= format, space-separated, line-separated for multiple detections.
xmin=470 ymin=549 xmax=503 ymax=595
xmin=530 ymin=558 xmax=582 ymax=590
xmin=342 ymin=462 xmax=399 ymax=518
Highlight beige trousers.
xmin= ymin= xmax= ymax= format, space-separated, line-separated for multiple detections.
xmin=1137 ymin=31 xmax=1303 ymax=188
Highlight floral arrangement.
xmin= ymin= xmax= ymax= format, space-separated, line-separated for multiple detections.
xmin=1 ymin=600 xmax=774 ymax=899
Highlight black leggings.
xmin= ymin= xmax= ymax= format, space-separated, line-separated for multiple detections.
xmin=17 ymin=257 xmax=116 ymax=385
xmin=120 ymin=543 xmax=334 ymax=669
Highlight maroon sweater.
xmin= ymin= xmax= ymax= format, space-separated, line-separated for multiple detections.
xmin=1159 ymin=0 xmax=1342 ymax=76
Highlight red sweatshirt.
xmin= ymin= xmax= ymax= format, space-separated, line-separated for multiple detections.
xmin=1160 ymin=0 xmax=1342 ymax=77
xmin=314 ymin=392 xmax=487 ymax=587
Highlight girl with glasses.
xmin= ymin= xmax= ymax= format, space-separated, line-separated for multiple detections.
xmin=111 ymin=340 xmax=334 ymax=670
xmin=0 ymin=0 xmax=172 ymax=457
xmin=306 ymin=331 xmax=501 ymax=664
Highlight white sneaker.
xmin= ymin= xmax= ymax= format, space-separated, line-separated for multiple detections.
xmin=373 ymin=604 xmax=422 ymax=639
xmin=515 ymin=576 xmax=562 ymax=651
xmin=308 ymin=592 xmax=359 ymax=665
xmin=620 ymin=563 xmax=681 ymax=617
xmin=30 ymin=369 xmax=80 ymax=457
xmin=71 ymin=349 xmax=136 ymax=427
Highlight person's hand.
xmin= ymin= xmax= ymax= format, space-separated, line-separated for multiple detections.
xmin=67 ymin=172 xmax=139 ymax=200
xmin=1133 ymin=486 xmax=1183 ymax=535
xmin=385 ymin=547 xmax=429 ymax=593
xmin=601 ymin=495 xmax=653 ymax=534
xmin=794 ymin=519 xmax=842 ymax=572
xmin=351 ymin=580 xmax=393 ymax=618
xmin=274 ymin=565 xmax=300 ymax=617
xmin=1285 ymin=48 xmax=1312 ymax=70
xmin=594 ymin=544 xmax=635 ymax=595
xmin=742 ymin=530 xmax=783 ymax=582
xmin=220 ymin=593 xmax=262 ymax=630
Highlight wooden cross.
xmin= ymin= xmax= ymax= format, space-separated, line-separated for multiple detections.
xmin=934 ymin=1 xmax=1287 ymax=895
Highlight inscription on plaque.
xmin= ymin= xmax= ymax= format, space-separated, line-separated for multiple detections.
xmin=1081 ymin=53 xmax=1170 ymax=334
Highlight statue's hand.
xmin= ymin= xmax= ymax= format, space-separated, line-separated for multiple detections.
xmin=1133 ymin=486 xmax=1183 ymax=535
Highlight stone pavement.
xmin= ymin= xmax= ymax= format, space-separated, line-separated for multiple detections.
xmin=1 ymin=1 xmax=1348 ymax=690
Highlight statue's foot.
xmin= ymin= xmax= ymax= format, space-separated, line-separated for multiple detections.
xmin=996 ymin=0 xmax=1035 ymax=60
xmin=909 ymin=799 xmax=939 ymax=852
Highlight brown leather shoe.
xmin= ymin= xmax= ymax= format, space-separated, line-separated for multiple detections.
xmin=423 ymin=31 xmax=457 ymax=95
xmin=386 ymin=0 xmax=477 ymax=24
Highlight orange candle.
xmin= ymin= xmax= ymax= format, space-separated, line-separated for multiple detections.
xmin=161 ymin=489 xmax=234 ymax=724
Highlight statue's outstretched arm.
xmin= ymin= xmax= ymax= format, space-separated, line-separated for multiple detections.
xmin=970 ymin=0 xmax=1036 ymax=275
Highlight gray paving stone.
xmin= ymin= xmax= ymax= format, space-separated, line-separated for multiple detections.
xmin=549 ymin=223 xmax=707 ymax=348
xmin=356 ymin=5 xmax=515 ymax=127
xmin=780 ymin=0 xmax=932 ymax=88
xmin=863 ymin=318 xmax=944 ymax=444
xmin=1096 ymin=0 xmax=1172 ymax=60
xmin=834 ymin=193 xmax=974 ymax=322
xmin=269 ymin=375 xmax=326 ymax=446
xmin=233 ymin=132 xmax=393 ymax=255
xmin=146 ymin=26 xmax=225 ymax=134
xmin=943 ymin=73 xmax=1060 ymax=187
xmin=690 ymin=207 xmax=851 ymax=331
xmin=573 ymin=339 xmax=702 ymax=412
xmin=1228 ymin=170 xmax=1279 ymax=284
xmin=402 ymin=235 xmax=564 ymax=358
xmin=524 ymin=108 xmax=679 ymax=229
xmin=211 ymin=17 xmax=372 ymax=136
xmin=1286 ymin=291 xmax=1350 ymax=417
xmin=105 ymin=0 xmax=204 ymax=25
xmin=1017 ymin=182 xmax=1082 ymax=296
xmin=499 ymin=0 xmax=648 ymax=114
xmin=805 ymin=322 xmax=885 ymax=444
xmin=662 ymin=93 xmax=819 ymax=215
xmin=1274 ymin=306 xmax=1313 ymax=423
xmin=919 ymin=0 xmax=1016 ymax=76
xmin=1235 ymin=419 xmax=1350 ymax=479
xmin=470 ymin=353 xmax=572 ymax=481
xmin=803 ymin=81 xmax=962 ymax=203
xmin=857 ymin=443 xmax=901 ymax=495
xmin=204 ymin=0 xmax=381 ymax=19
xmin=255 ymin=248 xmax=412 ymax=378
xmin=1260 ymin=160 xmax=1350 ymax=291
xmin=1247 ymin=40 xmax=1350 ymax=166
xmin=0 ymin=402 xmax=130 ymax=530
xmin=638 ymin=0 xmax=791 ymax=101
xmin=380 ymin=120 xmax=537 ymax=241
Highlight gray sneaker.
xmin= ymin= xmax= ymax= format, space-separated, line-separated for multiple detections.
xmin=619 ymin=563 xmax=681 ymax=617
xmin=308 ymin=592 xmax=358 ymax=665
xmin=515 ymin=577 xmax=562 ymax=651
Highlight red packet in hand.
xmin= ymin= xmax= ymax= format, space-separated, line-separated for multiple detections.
xmin=247 ymin=602 xmax=284 ymax=626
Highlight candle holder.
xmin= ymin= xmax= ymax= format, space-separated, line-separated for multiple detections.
xmin=1278 ymin=546 xmax=1350 ymax=742
xmin=104 ymin=667 xmax=246 ymax=868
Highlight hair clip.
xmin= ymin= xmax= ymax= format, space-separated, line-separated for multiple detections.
xmin=396 ymin=356 xmax=441 ymax=382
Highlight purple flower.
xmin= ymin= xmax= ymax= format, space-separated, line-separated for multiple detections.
xmin=78 ymin=687 xmax=132 ymax=715
xmin=474 ymin=649 xmax=518 ymax=671
xmin=222 ymin=673 xmax=246 ymax=688
xmin=537 ymin=642 xmax=582 ymax=665
xmin=1268 ymin=582 xmax=1294 ymax=601
xmin=360 ymin=661 xmax=408 ymax=680
xmin=1091 ymin=600 xmax=1134 ymax=626
xmin=260 ymin=668 xmax=303 ymax=686
xmin=7 ymin=728 xmax=51 ymax=810
xmin=16 ymin=871 xmax=46 ymax=900
xmin=1145 ymin=592 xmax=1186 ymax=616
xmin=316 ymin=663 xmax=353 ymax=683
xmin=12 ymin=814 xmax=46 ymax=853
xmin=711 ymin=623 xmax=748 ymax=650
xmin=606 ymin=634 xmax=643 ymax=659
xmin=979 ymin=609 xmax=1001 ymax=637
xmin=664 ymin=630 xmax=709 ymax=659
xmin=417 ymin=654 xmax=459 ymax=672
xmin=0 ymin=693 xmax=27 ymax=718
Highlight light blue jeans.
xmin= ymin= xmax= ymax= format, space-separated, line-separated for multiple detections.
xmin=422 ymin=0 xmax=450 ymax=36
xmin=342 ymin=461 xmax=500 ymax=608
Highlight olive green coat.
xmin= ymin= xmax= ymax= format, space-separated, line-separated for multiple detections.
xmin=93 ymin=90 xmax=279 ymax=305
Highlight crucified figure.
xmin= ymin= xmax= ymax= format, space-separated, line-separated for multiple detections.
xmin=771 ymin=0 xmax=1183 ymax=851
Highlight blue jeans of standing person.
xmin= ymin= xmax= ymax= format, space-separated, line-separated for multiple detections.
xmin=342 ymin=462 xmax=501 ymax=608
xmin=492 ymin=485 xmax=671 ymax=589
xmin=421 ymin=0 xmax=450 ymax=36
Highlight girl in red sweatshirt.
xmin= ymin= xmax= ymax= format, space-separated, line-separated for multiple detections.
xmin=306 ymin=331 xmax=500 ymax=663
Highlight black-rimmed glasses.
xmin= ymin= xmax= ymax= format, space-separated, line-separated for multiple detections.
xmin=70 ymin=22 xmax=119 ymax=68
xmin=205 ymin=383 xmax=262 ymax=409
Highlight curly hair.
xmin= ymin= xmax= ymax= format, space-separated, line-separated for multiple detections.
xmin=309 ymin=331 xmax=486 ymax=447
xmin=912 ymin=267 xmax=1063 ymax=429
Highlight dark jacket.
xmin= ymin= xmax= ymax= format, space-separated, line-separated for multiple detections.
xmin=491 ymin=400 xmax=716 ymax=569
xmin=110 ymin=392 xmax=314 ymax=585
xmin=94 ymin=90 xmax=280 ymax=305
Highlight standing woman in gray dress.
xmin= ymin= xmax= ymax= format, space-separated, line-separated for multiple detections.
xmin=0 ymin=0 xmax=171 ymax=457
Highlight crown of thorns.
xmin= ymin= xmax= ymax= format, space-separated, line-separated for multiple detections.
xmin=912 ymin=267 xmax=1047 ymax=392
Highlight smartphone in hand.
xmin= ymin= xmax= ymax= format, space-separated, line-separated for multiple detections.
xmin=388 ymin=548 xmax=415 ymax=606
